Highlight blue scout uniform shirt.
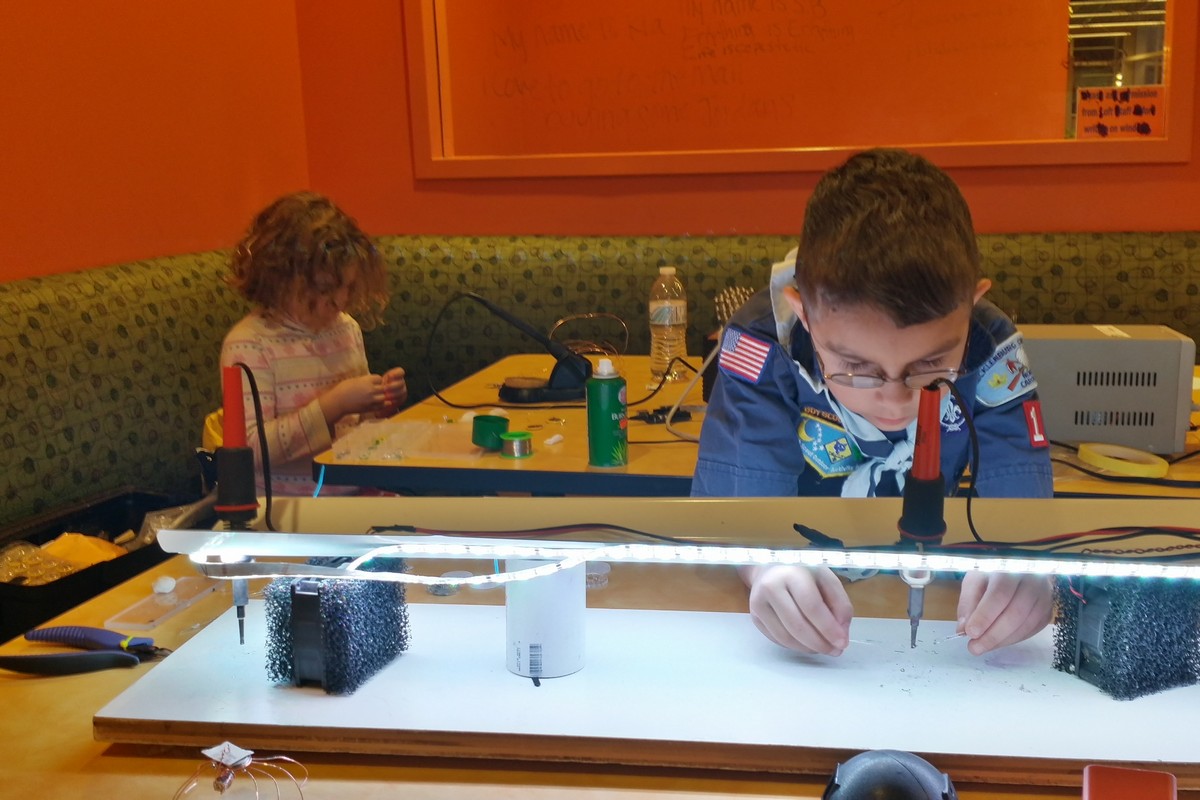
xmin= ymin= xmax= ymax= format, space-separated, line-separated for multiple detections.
xmin=692 ymin=255 xmax=1053 ymax=500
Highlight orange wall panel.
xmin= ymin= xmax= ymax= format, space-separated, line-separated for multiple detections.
xmin=300 ymin=1 xmax=1200 ymax=237
xmin=0 ymin=2 xmax=309 ymax=281
xmin=3 ymin=2 xmax=1199 ymax=284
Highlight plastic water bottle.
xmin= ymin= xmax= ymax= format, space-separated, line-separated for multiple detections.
xmin=648 ymin=266 xmax=688 ymax=383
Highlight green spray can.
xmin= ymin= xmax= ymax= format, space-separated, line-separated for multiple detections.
xmin=586 ymin=358 xmax=628 ymax=468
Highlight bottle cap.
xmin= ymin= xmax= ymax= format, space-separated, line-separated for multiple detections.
xmin=659 ymin=266 xmax=675 ymax=275
xmin=596 ymin=357 xmax=616 ymax=376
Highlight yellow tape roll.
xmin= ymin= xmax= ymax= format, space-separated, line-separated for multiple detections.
xmin=1077 ymin=442 xmax=1170 ymax=479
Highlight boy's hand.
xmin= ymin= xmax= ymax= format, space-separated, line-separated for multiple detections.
xmin=956 ymin=572 xmax=1054 ymax=656
xmin=379 ymin=367 xmax=408 ymax=410
xmin=743 ymin=565 xmax=853 ymax=655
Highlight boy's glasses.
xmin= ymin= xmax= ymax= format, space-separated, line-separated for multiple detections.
xmin=821 ymin=366 xmax=961 ymax=390
xmin=812 ymin=341 xmax=966 ymax=391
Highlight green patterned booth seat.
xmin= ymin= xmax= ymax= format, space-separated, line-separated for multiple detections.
xmin=3 ymin=232 xmax=1199 ymax=526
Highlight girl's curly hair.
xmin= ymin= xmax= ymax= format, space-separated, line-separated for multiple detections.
xmin=228 ymin=191 xmax=388 ymax=328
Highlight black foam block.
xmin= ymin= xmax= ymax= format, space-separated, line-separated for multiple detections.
xmin=264 ymin=557 xmax=410 ymax=695
xmin=1053 ymin=575 xmax=1200 ymax=700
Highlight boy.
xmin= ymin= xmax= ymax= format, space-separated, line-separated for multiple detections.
xmin=692 ymin=148 xmax=1054 ymax=658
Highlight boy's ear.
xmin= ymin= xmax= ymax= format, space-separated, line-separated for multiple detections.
xmin=972 ymin=278 xmax=992 ymax=305
xmin=783 ymin=285 xmax=810 ymax=331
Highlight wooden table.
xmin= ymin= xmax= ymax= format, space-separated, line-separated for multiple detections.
xmin=3 ymin=495 xmax=1197 ymax=798
xmin=314 ymin=354 xmax=704 ymax=496
xmin=316 ymin=355 xmax=1200 ymax=500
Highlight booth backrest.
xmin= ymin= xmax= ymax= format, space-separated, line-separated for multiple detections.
xmin=2 ymin=232 xmax=1197 ymax=526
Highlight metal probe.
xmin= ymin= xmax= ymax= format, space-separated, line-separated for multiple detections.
xmin=232 ymin=576 xmax=249 ymax=645
xmin=907 ymin=584 xmax=924 ymax=648
xmin=900 ymin=564 xmax=933 ymax=648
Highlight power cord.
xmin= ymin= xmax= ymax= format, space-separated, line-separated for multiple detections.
xmin=230 ymin=361 xmax=277 ymax=530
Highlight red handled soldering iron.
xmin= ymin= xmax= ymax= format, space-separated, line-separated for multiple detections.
xmin=897 ymin=384 xmax=948 ymax=648
xmin=213 ymin=365 xmax=259 ymax=645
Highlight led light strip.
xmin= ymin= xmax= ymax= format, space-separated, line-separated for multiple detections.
xmin=173 ymin=531 xmax=1200 ymax=588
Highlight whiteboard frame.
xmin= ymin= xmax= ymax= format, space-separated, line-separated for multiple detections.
xmin=403 ymin=0 xmax=1196 ymax=178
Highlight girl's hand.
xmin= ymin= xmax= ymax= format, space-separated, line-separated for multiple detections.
xmin=379 ymin=367 xmax=408 ymax=410
xmin=321 ymin=374 xmax=388 ymax=423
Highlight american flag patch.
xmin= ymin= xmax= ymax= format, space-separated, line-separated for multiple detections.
xmin=718 ymin=329 xmax=771 ymax=383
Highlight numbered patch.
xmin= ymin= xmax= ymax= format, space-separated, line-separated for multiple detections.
xmin=1023 ymin=400 xmax=1049 ymax=448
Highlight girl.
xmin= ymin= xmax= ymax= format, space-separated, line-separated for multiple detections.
xmin=220 ymin=191 xmax=407 ymax=496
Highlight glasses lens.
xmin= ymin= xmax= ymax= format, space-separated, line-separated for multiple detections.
xmin=827 ymin=374 xmax=884 ymax=389
xmin=903 ymin=370 xmax=959 ymax=390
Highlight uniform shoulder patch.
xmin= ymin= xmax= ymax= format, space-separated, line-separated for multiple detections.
xmin=976 ymin=333 xmax=1038 ymax=407
xmin=718 ymin=328 xmax=771 ymax=384
xmin=798 ymin=409 xmax=862 ymax=478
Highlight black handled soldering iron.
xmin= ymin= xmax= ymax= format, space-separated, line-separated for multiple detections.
xmin=897 ymin=384 xmax=948 ymax=648
xmin=213 ymin=365 xmax=260 ymax=645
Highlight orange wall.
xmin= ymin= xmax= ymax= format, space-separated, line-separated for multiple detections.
xmin=299 ymin=0 xmax=1200 ymax=238
xmin=3 ymin=2 xmax=1199 ymax=283
xmin=0 ymin=2 xmax=309 ymax=281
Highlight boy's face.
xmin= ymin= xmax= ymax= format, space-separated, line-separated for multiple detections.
xmin=785 ymin=280 xmax=990 ymax=432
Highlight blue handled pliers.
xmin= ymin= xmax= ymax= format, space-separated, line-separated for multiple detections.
xmin=0 ymin=626 xmax=170 ymax=675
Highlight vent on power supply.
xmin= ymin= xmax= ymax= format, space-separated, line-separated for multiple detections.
xmin=1072 ymin=410 xmax=1157 ymax=428
xmin=1074 ymin=370 xmax=1159 ymax=388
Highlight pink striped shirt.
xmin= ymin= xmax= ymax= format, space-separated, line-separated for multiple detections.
xmin=220 ymin=310 xmax=368 ymax=496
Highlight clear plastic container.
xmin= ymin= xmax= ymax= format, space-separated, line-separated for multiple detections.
xmin=0 ymin=542 xmax=78 ymax=586
xmin=649 ymin=266 xmax=688 ymax=382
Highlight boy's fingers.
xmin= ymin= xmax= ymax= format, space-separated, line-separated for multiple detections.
xmin=754 ymin=599 xmax=843 ymax=655
xmin=780 ymin=569 xmax=850 ymax=653
xmin=956 ymin=571 xmax=989 ymax=632
xmin=963 ymin=575 xmax=1054 ymax=655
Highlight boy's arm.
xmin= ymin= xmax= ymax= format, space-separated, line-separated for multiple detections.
xmin=970 ymin=392 xmax=1053 ymax=498
xmin=964 ymin=315 xmax=1054 ymax=499
xmin=691 ymin=342 xmax=807 ymax=498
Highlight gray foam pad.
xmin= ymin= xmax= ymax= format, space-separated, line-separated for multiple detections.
xmin=264 ymin=557 xmax=411 ymax=695
xmin=1053 ymin=575 xmax=1200 ymax=700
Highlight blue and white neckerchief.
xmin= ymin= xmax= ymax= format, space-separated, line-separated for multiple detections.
xmin=773 ymin=255 xmax=956 ymax=499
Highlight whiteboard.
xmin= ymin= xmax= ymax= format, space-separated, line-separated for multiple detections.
xmin=95 ymin=601 xmax=1199 ymax=783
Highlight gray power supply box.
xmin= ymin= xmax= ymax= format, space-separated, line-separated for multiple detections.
xmin=1019 ymin=324 xmax=1195 ymax=454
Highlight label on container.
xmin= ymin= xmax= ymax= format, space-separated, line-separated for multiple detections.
xmin=586 ymin=375 xmax=628 ymax=467
xmin=649 ymin=299 xmax=687 ymax=326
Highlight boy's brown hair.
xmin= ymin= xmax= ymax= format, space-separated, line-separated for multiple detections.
xmin=228 ymin=191 xmax=388 ymax=328
xmin=796 ymin=148 xmax=982 ymax=327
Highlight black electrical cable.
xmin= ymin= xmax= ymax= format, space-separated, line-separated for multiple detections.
xmin=232 ymin=361 xmax=277 ymax=532
xmin=933 ymin=378 xmax=984 ymax=543
xmin=422 ymin=292 xmax=699 ymax=415
xmin=1051 ymin=458 xmax=1200 ymax=489
xmin=422 ymin=293 xmax=586 ymax=410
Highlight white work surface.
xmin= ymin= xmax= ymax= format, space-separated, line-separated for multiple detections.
xmin=95 ymin=600 xmax=1199 ymax=784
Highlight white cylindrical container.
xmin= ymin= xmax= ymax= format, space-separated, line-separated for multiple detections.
xmin=505 ymin=559 xmax=585 ymax=678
